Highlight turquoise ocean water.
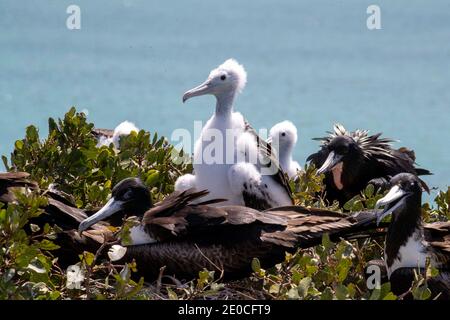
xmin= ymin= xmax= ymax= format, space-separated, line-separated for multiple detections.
xmin=1 ymin=1 xmax=449 ymax=199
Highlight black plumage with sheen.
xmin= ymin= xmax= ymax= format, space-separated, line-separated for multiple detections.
xmin=307 ymin=124 xmax=431 ymax=205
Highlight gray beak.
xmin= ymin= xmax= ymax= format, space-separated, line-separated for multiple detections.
xmin=375 ymin=185 xmax=408 ymax=225
xmin=316 ymin=151 xmax=343 ymax=175
xmin=78 ymin=197 xmax=124 ymax=233
xmin=182 ymin=80 xmax=211 ymax=103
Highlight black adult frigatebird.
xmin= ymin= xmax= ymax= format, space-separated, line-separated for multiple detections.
xmin=77 ymin=177 xmax=382 ymax=281
xmin=374 ymin=173 xmax=450 ymax=299
xmin=307 ymin=124 xmax=431 ymax=206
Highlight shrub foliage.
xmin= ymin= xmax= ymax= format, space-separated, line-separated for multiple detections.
xmin=0 ymin=108 xmax=448 ymax=300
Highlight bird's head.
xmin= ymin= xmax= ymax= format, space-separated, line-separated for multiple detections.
xmin=316 ymin=135 xmax=361 ymax=175
xmin=112 ymin=121 xmax=139 ymax=148
xmin=182 ymin=58 xmax=247 ymax=103
xmin=268 ymin=121 xmax=298 ymax=154
xmin=375 ymin=173 xmax=425 ymax=225
xmin=78 ymin=177 xmax=151 ymax=233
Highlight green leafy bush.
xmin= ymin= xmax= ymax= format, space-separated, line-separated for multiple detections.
xmin=3 ymin=107 xmax=191 ymax=209
xmin=0 ymin=107 xmax=448 ymax=300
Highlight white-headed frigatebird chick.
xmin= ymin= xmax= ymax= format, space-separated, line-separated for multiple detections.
xmin=307 ymin=124 xmax=431 ymax=206
xmin=77 ymin=177 xmax=383 ymax=281
xmin=178 ymin=58 xmax=293 ymax=209
xmin=374 ymin=173 xmax=450 ymax=299
xmin=268 ymin=120 xmax=302 ymax=179
xmin=94 ymin=121 xmax=139 ymax=149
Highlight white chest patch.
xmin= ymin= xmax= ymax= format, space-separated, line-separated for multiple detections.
xmin=192 ymin=112 xmax=246 ymax=205
xmin=332 ymin=162 xmax=344 ymax=190
xmin=387 ymin=231 xmax=429 ymax=277
xmin=129 ymin=226 xmax=157 ymax=246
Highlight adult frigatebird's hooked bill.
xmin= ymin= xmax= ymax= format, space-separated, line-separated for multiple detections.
xmin=374 ymin=173 xmax=450 ymax=299
xmin=307 ymin=124 xmax=431 ymax=206
xmin=78 ymin=177 xmax=382 ymax=281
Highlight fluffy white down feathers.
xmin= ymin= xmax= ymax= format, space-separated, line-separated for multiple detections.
xmin=97 ymin=121 xmax=139 ymax=149
xmin=269 ymin=120 xmax=302 ymax=178
xmin=176 ymin=59 xmax=297 ymax=208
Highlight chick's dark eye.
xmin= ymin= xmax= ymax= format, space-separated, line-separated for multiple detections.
xmin=281 ymin=132 xmax=286 ymax=137
xmin=220 ymin=75 xmax=226 ymax=81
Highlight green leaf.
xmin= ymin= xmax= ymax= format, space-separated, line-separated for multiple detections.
xmin=320 ymin=287 xmax=334 ymax=300
xmin=292 ymin=270 xmax=302 ymax=284
xmin=298 ymin=277 xmax=312 ymax=298
xmin=347 ymin=283 xmax=356 ymax=298
xmin=413 ymin=285 xmax=432 ymax=300
xmin=1 ymin=155 xmax=9 ymax=169
xmin=383 ymin=292 xmax=397 ymax=300
xmin=14 ymin=140 xmax=24 ymax=150
xmin=335 ymin=284 xmax=348 ymax=300
xmin=337 ymin=259 xmax=352 ymax=282
xmin=0 ymin=209 xmax=6 ymax=223
xmin=26 ymin=125 xmax=39 ymax=141
xmin=251 ymin=258 xmax=261 ymax=273
xmin=82 ymin=251 xmax=95 ymax=266
xmin=49 ymin=291 xmax=61 ymax=300
xmin=167 ymin=288 xmax=178 ymax=300
xmin=269 ymin=284 xmax=280 ymax=294
xmin=369 ymin=289 xmax=381 ymax=300
xmin=321 ymin=233 xmax=333 ymax=251
xmin=365 ymin=183 xmax=375 ymax=198
xmin=287 ymin=288 xmax=300 ymax=299
xmin=343 ymin=195 xmax=362 ymax=211
xmin=145 ymin=170 xmax=160 ymax=186
xmin=427 ymin=265 xmax=440 ymax=278
xmin=38 ymin=239 xmax=60 ymax=251
xmin=48 ymin=117 xmax=57 ymax=133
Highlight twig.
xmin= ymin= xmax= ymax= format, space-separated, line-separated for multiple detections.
xmin=155 ymin=266 xmax=166 ymax=294
xmin=194 ymin=243 xmax=225 ymax=281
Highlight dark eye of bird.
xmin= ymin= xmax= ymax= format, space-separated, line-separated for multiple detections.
xmin=281 ymin=132 xmax=286 ymax=137
xmin=220 ymin=75 xmax=226 ymax=81
xmin=336 ymin=146 xmax=348 ymax=154
xmin=122 ymin=189 xmax=133 ymax=200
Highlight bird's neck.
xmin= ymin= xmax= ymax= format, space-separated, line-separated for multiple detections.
xmin=129 ymin=225 xmax=158 ymax=246
xmin=215 ymin=90 xmax=236 ymax=117
xmin=279 ymin=151 xmax=293 ymax=171
xmin=385 ymin=196 xmax=423 ymax=269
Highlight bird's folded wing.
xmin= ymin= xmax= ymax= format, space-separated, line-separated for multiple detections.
xmin=425 ymin=222 xmax=450 ymax=265
xmin=91 ymin=128 xmax=114 ymax=139
xmin=261 ymin=208 xmax=379 ymax=248
xmin=0 ymin=172 xmax=39 ymax=202
xmin=143 ymin=188 xmax=290 ymax=241
xmin=244 ymin=120 xmax=293 ymax=202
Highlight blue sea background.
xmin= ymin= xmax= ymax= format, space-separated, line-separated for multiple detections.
xmin=1 ymin=0 xmax=449 ymax=200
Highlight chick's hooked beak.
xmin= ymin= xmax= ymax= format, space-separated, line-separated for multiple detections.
xmin=182 ymin=79 xmax=212 ymax=103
